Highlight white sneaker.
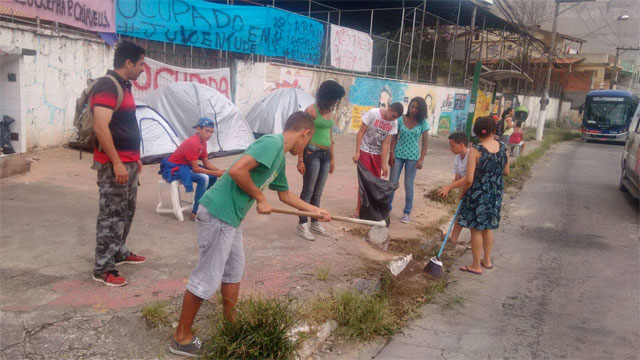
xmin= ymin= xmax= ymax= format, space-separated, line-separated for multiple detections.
xmin=310 ymin=222 xmax=329 ymax=236
xmin=400 ymin=213 xmax=410 ymax=223
xmin=296 ymin=223 xmax=316 ymax=241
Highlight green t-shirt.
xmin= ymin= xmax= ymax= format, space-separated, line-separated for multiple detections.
xmin=199 ymin=134 xmax=289 ymax=227
xmin=309 ymin=105 xmax=333 ymax=148
xmin=393 ymin=117 xmax=430 ymax=160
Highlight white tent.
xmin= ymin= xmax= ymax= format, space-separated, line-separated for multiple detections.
xmin=136 ymin=104 xmax=182 ymax=164
xmin=246 ymin=88 xmax=315 ymax=135
xmin=143 ymin=82 xmax=255 ymax=156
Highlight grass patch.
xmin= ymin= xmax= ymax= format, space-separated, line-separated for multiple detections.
xmin=425 ymin=186 xmax=460 ymax=205
xmin=300 ymin=295 xmax=336 ymax=326
xmin=140 ymin=302 xmax=170 ymax=328
xmin=506 ymin=128 xmax=580 ymax=187
xmin=315 ymin=267 xmax=330 ymax=281
xmin=205 ymin=297 xmax=301 ymax=360
xmin=333 ymin=291 xmax=397 ymax=341
xmin=300 ymin=290 xmax=398 ymax=341
xmin=446 ymin=295 xmax=466 ymax=308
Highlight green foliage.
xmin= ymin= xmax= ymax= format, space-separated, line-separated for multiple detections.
xmin=140 ymin=302 xmax=170 ymax=328
xmin=205 ymin=297 xmax=300 ymax=360
xmin=315 ymin=267 xmax=330 ymax=281
xmin=333 ymin=291 xmax=398 ymax=341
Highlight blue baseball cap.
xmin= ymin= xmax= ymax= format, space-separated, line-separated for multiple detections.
xmin=193 ymin=117 xmax=215 ymax=129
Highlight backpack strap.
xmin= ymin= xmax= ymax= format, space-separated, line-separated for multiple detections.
xmin=105 ymin=74 xmax=124 ymax=112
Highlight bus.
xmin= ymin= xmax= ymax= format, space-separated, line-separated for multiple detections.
xmin=581 ymin=90 xmax=639 ymax=143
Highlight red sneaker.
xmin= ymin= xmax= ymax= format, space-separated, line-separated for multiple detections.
xmin=92 ymin=270 xmax=127 ymax=287
xmin=115 ymin=253 xmax=146 ymax=265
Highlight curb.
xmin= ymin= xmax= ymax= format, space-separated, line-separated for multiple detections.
xmin=296 ymin=320 xmax=338 ymax=360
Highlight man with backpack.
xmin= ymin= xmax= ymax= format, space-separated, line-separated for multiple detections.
xmin=87 ymin=41 xmax=146 ymax=287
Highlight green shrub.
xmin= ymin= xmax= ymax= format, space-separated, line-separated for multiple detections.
xmin=205 ymin=297 xmax=300 ymax=360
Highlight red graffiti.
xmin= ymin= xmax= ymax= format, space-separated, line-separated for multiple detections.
xmin=274 ymin=79 xmax=299 ymax=89
xmin=133 ymin=63 xmax=230 ymax=99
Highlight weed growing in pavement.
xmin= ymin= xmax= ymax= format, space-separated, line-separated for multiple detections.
xmin=446 ymin=295 xmax=466 ymax=308
xmin=300 ymin=294 xmax=337 ymax=326
xmin=140 ymin=302 xmax=170 ymax=328
xmin=333 ymin=291 xmax=397 ymax=341
xmin=315 ymin=267 xmax=330 ymax=281
xmin=205 ymin=297 xmax=301 ymax=360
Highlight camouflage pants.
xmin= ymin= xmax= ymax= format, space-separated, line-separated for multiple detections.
xmin=93 ymin=161 xmax=139 ymax=276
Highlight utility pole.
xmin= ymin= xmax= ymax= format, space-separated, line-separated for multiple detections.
xmin=536 ymin=0 xmax=595 ymax=142
xmin=610 ymin=47 xmax=640 ymax=90
xmin=536 ymin=1 xmax=559 ymax=142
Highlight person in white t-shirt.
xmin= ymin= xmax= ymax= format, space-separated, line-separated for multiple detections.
xmin=438 ymin=132 xmax=470 ymax=246
xmin=352 ymin=102 xmax=403 ymax=216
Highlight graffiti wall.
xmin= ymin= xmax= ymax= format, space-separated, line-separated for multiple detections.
xmin=234 ymin=60 xmax=470 ymax=135
xmin=234 ymin=60 xmax=354 ymax=132
xmin=437 ymin=92 xmax=470 ymax=135
xmin=347 ymin=76 xmax=470 ymax=135
xmin=1 ymin=25 xmax=112 ymax=150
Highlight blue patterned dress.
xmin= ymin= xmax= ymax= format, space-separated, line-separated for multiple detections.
xmin=458 ymin=142 xmax=508 ymax=230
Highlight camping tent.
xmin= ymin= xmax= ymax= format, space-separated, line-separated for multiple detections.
xmin=246 ymin=88 xmax=315 ymax=136
xmin=135 ymin=104 xmax=181 ymax=164
xmin=143 ymin=82 xmax=254 ymax=156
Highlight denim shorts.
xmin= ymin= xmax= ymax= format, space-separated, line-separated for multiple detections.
xmin=186 ymin=207 xmax=245 ymax=300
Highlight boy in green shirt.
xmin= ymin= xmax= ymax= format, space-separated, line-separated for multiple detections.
xmin=170 ymin=111 xmax=331 ymax=358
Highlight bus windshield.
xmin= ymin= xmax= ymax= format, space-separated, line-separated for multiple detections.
xmin=584 ymin=98 xmax=629 ymax=128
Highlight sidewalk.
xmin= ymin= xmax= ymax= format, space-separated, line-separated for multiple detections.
xmin=0 ymin=134 xmax=517 ymax=358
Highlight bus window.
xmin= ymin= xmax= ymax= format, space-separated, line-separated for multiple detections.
xmin=586 ymin=102 xmax=628 ymax=126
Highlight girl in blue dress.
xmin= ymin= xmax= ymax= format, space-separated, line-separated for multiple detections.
xmin=458 ymin=116 xmax=510 ymax=275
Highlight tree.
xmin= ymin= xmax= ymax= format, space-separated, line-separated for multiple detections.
xmin=509 ymin=0 xmax=554 ymax=26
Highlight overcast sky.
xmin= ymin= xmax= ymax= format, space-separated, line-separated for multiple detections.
xmin=538 ymin=0 xmax=639 ymax=62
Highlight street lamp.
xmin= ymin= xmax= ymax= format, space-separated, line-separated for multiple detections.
xmin=617 ymin=14 xmax=630 ymax=21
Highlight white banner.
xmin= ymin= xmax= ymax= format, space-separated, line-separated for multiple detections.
xmin=132 ymin=57 xmax=231 ymax=100
xmin=330 ymin=24 xmax=373 ymax=72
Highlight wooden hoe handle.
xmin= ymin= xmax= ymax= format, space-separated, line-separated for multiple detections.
xmin=271 ymin=208 xmax=386 ymax=227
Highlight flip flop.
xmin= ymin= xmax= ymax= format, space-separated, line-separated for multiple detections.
xmin=481 ymin=262 xmax=494 ymax=270
xmin=459 ymin=266 xmax=482 ymax=275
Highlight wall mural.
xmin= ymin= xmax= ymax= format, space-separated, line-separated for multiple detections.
xmin=234 ymin=62 xmax=470 ymax=136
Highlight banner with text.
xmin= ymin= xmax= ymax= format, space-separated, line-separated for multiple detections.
xmin=132 ymin=57 xmax=230 ymax=100
xmin=330 ymin=24 xmax=372 ymax=72
xmin=116 ymin=0 xmax=324 ymax=64
xmin=5 ymin=0 xmax=115 ymax=32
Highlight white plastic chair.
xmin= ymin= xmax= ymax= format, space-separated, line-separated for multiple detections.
xmin=156 ymin=180 xmax=193 ymax=221
xmin=508 ymin=143 xmax=522 ymax=158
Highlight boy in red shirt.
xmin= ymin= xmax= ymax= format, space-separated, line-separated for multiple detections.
xmin=162 ymin=118 xmax=225 ymax=221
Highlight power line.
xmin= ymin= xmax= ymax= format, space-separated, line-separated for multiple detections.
xmin=594 ymin=0 xmax=624 ymax=46
xmin=573 ymin=5 xmax=618 ymax=47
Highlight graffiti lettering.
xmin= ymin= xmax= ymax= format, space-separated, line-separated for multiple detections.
xmin=116 ymin=0 xmax=323 ymax=65
xmin=132 ymin=58 xmax=231 ymax=100
xmin=330 ymin=24 xmax=373 ymax=72
xmin=9 ymin=0 xmax=114 ymax=31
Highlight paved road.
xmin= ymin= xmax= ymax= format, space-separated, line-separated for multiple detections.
xmin=373 ymin=141 xmax=640 ymax=359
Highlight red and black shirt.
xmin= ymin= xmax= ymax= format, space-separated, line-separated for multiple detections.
xmin=90 ymin=70 xmax=140 ymax=164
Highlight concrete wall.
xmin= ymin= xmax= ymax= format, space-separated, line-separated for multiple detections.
xmin=0 ymin=54 xmax=26 ymax=153
xmin=516 ymin=95 xmax=573 ymax=129
xmin=0 ymin=25 xmax=112 ymax=151
xmin=234 ymin=60 xmax=471 ymax=136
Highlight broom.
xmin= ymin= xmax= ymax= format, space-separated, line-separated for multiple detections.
xmin=424 ymin=200 xmax=463 ymax=278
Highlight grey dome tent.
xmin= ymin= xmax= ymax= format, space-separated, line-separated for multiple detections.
xmin=136 ymin=104 xmax=181 ymax=164
xmin=143 ymin=82 xmax=255 ymax=157
xmin=246 ymin=88 xmax=315 ymax=137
